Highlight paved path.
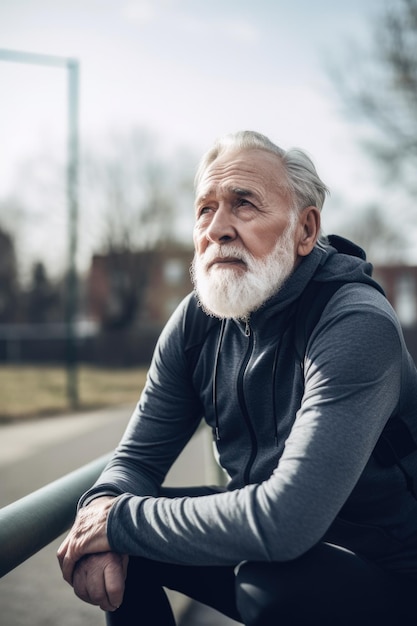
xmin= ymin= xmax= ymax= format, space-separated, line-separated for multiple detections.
xmin=0 ymin=406 xmax=218 ymax=626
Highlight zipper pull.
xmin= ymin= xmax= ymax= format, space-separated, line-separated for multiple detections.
xmin=244 ymin=319 xmax=251 ymax=337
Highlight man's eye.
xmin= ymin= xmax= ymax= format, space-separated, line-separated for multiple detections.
xmin=198 ymin=206 xmax=212 ymax=216
xmin=237 ymin=199 xmax=253 ymax=208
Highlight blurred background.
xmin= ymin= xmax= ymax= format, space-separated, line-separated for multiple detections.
xmin=1 ymin=1 xmax=417 ymax=624
xmin=1 ymin=0 xmax=417 ymax=417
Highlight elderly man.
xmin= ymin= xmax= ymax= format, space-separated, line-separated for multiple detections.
xmin=58 ymin=131 xmax=417 ymax=625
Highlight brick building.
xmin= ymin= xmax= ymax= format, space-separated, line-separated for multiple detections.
xmin=88 ymin=244 xmax=193 ymax=330
xmin=373 ymin=265 xmax=417 ymax=361
xmin=373 ymin=265 xmax=417 ymax=328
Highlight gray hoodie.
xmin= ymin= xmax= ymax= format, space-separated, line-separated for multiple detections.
xmin=81 ymin=241 xmax=417 ymax=579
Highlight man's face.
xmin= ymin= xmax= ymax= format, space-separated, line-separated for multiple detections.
xmin=193 ymin=148 xmax=296 ymax=265
xmin=191 ymin=148 xmax=301 ymax=319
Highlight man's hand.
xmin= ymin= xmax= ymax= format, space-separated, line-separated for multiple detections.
xmin=72 ymin=552 xmax=129 ymax=612
xmin=57 ymin=496 xmax=116 ymax=584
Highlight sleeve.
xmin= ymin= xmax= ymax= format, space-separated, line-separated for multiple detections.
xmin=79 ymin=295 xmax=204 ymax=507
xmin=105 ymin=286 xmax=404 ymax=566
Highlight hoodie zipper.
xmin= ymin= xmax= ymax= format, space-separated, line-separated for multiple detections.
xmin=244 ymin=318 xmax=251 ymax=337
xmin=237 ymin=319 xmax=258 ymax=485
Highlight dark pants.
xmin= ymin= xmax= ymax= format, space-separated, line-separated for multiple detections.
xmin=105 ymin=542 xmax=416 ymax=625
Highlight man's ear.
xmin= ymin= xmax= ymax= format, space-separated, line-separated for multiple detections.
xmin=296 ymin=206 xmax=321 ymax=257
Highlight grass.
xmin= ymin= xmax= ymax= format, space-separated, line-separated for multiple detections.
xmin=0 ymin=364 xmax=148 ymax=422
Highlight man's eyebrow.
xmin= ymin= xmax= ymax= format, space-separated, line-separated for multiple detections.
xmin=195 ymin=185 xmax=216 ymax=203
xmin=195 ymin=191 xmax=211 ymax=204
xmin=230 ymin=187 xmax=255 ymax=197
xmin=195 ymin=186 xmax=260 ymax=207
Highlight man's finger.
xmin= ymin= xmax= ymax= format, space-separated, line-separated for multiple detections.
xmin=72 ymin=553 xmax=123 ymax=612
xmin=60 ymin=550 xmax=78 ymax=585
xmin=56 ymin=536 xmax=68 ymax=569
xmin=73 ymin=561 xmax=91 ymax=604
xmin=103 ymin=554 xmax=129 ymax=611
xmin=57 ymin=533 xmax=79 ymax=584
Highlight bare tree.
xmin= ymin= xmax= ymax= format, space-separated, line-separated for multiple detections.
xmin=0 ymin=227 xmax=19 ymax=323
xmin=330 ymin=0 xmax=417 ymax=196
xmin=25 ymin=261 xmax=62 ymax=324
xmin=83 ymin=129 xmax=195 ymax=329
xmin=332 ymin=204 xmax=410 ymax=264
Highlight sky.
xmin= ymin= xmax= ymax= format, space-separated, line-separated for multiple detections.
xmin=0 ymin=0 xmax=394 ymax=276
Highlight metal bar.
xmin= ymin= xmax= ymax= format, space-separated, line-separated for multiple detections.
xmin=0 ymin=48 xmax=71 ymax=68
xmin=0 ymin=47 xmax=80 ymax=408
xmin=66 ymin=58 xmax=80 ymax=408
xmin=0 ymin=453 xmax=111 ymax=578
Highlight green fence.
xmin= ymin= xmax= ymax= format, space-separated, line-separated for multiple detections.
xmin=0 ymin=453 xmax=111 ymax=578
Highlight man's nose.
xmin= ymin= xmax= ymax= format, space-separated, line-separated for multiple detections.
xmin=206 ymin=206 xmax=237 ymax=244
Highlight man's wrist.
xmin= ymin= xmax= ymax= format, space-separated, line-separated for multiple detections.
xmin=78 ymin=488 xmax=122 ymax=510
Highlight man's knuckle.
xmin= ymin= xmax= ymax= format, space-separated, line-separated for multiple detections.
xmin=88 ymin=590 xmax=104 ymax=605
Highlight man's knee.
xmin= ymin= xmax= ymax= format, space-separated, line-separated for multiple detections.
xmin=234 ymin=561 xmax=292 ymax=626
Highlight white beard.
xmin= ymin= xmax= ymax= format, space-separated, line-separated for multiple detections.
xmin=191 ymin=220 xmax=297 ymax=320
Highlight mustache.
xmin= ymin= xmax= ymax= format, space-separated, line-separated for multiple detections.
xmin=198 ymin=245 xmax=253 ymax=268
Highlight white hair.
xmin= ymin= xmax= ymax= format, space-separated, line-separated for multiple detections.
xmin=194 ymin=130 xmax=329 ymax=214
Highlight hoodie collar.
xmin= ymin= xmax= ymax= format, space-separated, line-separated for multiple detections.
xmin=244 ymin=245 xmax=328 ymax=327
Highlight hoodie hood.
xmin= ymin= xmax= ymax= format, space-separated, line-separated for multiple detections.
xmin=247 ymin=235 xmax=385 ymax=330
xmin=314 ymin=235 xmax=384 ymax=293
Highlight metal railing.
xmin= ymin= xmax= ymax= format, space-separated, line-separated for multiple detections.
xmin=0 ymin=452 xmax=111 ymax=578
